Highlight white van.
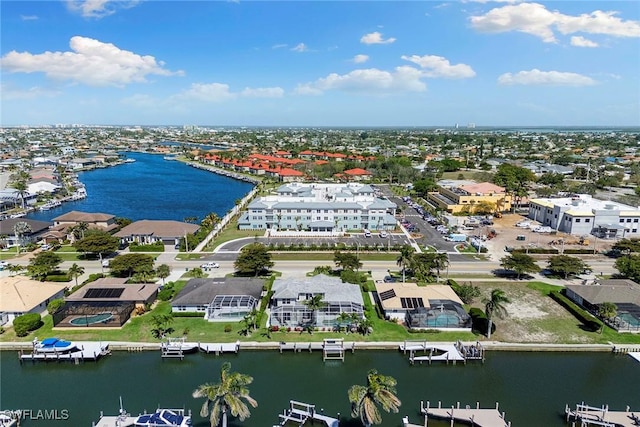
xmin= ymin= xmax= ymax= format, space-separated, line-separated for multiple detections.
xmin=364 ymin=229 xmax=372 ymax=238
xmin=379 ymin=231 xmax=388 ymax=238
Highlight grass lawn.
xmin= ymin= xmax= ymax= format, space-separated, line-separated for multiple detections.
xmin=204 ymin=222 xmax=262 ymax=251
xmin=270 ymin=252 xmax=397 ymax=262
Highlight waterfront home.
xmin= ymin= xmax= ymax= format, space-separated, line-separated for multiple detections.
xmin=54 ymin=278 xmax=160 ymax=327
xmin=269 ymin=274 xmax=364 ymax=328
xmin=238 ymin=182 xmax=397 ymax=232
xmin=565 ymin=279 xmax=640 ymax=332
xmin=335 ymin=168 xmax=373 ymax=182
xmin=374 ymin=281 xmax=471 ymax=330
xmin=0 ymin=218 xmax=52 ymax=247
xmin=171 ymin=277 xmax=265 ymax=321
xmin=427 ymin=180 xmax=512 ymax=215
xmin=114 ymin=220 xmax=199 ymax=246
xmin=0 ymin=275 xmax=66 ymax=326
xmin=51 ymin=211 xmax=118 ymax=241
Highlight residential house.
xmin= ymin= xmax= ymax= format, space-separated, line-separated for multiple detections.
xmin=269 ymin=274 xmax=364 ymax=328
xmin=375 ymin=281 xmax=471 ymax=330
xmin=50 ymin=211 xmax=119 ymax=241
xmin=0 ymin=276 xmax=67 ymax=326
xmin=564 ymin=279 xmax=640 ymax=332
xmin=114 ymin=220 xmax=200 ymax=246
xmin=0 ymin=218 xmax=52 ymax=247
xmin=171 ymin=277 xmax=265 ymax=321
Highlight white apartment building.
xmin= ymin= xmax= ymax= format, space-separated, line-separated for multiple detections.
xmin=238 ymin=182 xmax=397 ymax=231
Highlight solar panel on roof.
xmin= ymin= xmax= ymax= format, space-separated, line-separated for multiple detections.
xmin=379 ymin=289 xmax=396 ymax=301
xmin=400 ymin=297 xmax=424 ymax=309
xmin=84 ymin=288 xmax=125 ymax=299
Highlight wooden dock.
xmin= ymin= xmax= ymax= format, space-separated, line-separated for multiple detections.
xmin=161 ymin=340 xmax=241 ymax=359
xmin=277 ymin=340 xmax=355 ymax=362
xmin=19 ymin=341 xmax=110 ymax=364
xmin=276 ymin=400 xmax=339 ymax=427
xmin=420 ymin=400 xmax=511 ymax=427
xmin=565 ymin=402 xmax=639 ymax=427
xmin=402 ymin=341 xmax=485 ymax=365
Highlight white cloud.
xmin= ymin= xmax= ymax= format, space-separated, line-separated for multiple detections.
xmin=0 ymin=36 xmax=182 ymax=87
xmin=294 ymin=66 xmax=426 ymax=95
xmin=497 ymin=69 xmax=597 ymax=86
xmin=291 ymin=43 xmax=308 ymax=53
xmin=240 ymin=87 xmax=284 ymax=98
xmin=0 ymin=83 xmax=61 ymax=100
xmin=65 ymin=0 xmax=139 ymax=19
xmin=272 ymin=44 xmax=288 ymax=49
xmin=401 ymin=54 xmax=476 ymax=78
xmin=175 ymin=83 xmax=284 ymax=102
xmin=352 ymin=54 xmax=370 ymax=64
xmin=470 ymin=2 xmax=640 ymax=43
xmin=360 ymin=32 xmax=396 ymax=45
xmin=20 ymin=15 xmax=39 ymax=20
xmin=570 ymin=36 xmax=599 ymax=48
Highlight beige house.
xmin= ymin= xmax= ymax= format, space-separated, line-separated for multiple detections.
xmin=0 ymin=276 xmax=67 ymax=326
xmin=114 ymin=220 xmax=200 ymax=245
xmin=375 ymin=281 xmax=470 ymax=330
xmin=50 ymin=211 xmax=119 ymax=242
xmin=427 ymin=180 xmax=512 ymax=214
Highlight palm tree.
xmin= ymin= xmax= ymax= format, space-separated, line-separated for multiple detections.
xmin=348 ymin=369 xmax=401 ymax=427
xmin=201 ymin=213 xmax=220 ymax=229
xmin=192 ymin=362 xmax=258 ymax=427
xmin=75 ymin=221 xmax=89 ymax=240
xmin=302 ymin=294 xmax=327 ymax=328
xmin=156 ymin=264 xmax=171 ymax=285
xmin=482 ymin=289 xmax=510 ymax=339
xmin=396 ymin=245 xmax=414 ymax=283
xmin=13 ymin=221 xmax=32 ymax=254
xmin=11 ymin=179 xmax=28 ymax=209
xmin=67 ymin=263 xmax=85 ymax=287
xmin=432 ymin=252 xmax=449 ymax=282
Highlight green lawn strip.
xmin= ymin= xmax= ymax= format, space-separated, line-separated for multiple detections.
xmin=270 ymin=252 xmax=397 ymax=261
xmin=205 ymin=222 xmax=261 ymax=251
xmin=175 ymin=253 xmax=208 ymax=261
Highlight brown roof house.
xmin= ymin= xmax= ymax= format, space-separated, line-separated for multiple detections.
xmin=0 ymin=276 xmax=67 ymax=326
xmin=375 ymin=281 xmax=471 ymax=331
xmin=114 ymin=220 xmax=200 ymax=246
xmin=49 ymin=211 xmax=119 ymax=242
xmin=565 ymin=279 xmax=640 ymax=332
xmin=53 ymin=278 xmax=160 ymax=328
xmin=171 ymin=277 xmax=265 ymax=321
xmin=0 ymin=218 xmax=52 ymax=248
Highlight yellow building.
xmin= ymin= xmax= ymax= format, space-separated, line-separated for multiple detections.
xmin=427 ymin=180 xmax=512 ymax=214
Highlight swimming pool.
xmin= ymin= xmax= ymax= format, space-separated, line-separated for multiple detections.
xmin=618 ymin=312 xmax=640 ymax=327
xmin=69 ymin=313 xmax=113 ymax=326
xmin=425 ymin=313 xmax=461 ymax=327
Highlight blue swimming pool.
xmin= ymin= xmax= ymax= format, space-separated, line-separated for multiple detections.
xmin=618 ymin=312 xmax=640 ymax=327
xmin=69 ymin=313 xmax=113 ymax=326
xmin=425 ymin=313 xmax=461 ymax=327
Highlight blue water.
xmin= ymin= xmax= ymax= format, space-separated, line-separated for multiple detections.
xmin=27 ymin=152 xmax=253 ymax=222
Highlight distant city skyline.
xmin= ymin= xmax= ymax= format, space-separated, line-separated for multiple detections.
xmin=1 ymin=1 xmax=639 ymax=127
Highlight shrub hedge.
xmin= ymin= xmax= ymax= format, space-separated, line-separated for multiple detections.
xmin=172 ymin=311 xmax=205 ymax=318
xmin=549 ymin=290 xmax=602 ymax=332
xmin=512 ymin=248 xmax=559 ymax=254
xmin=13 ymin=313 xmax=43 ymax=337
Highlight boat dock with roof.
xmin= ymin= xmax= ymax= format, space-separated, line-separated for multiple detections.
xmin=565 ymin=402 xmax=639 ymax=427
xmin=400 ymin=340 xmax=485 ymax=365
xmin=275 ymin=400 xmax=339 ymax=427
xmin=400 ymin=401 xmax=511 ymax=427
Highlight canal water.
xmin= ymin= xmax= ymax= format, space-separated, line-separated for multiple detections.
xmin=27 ymin=152 xmax=254 ymax=222
xmin=1 ymin=350 xmax=638 ymax=427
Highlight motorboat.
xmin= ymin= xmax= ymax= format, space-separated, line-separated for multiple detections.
xmin=0 ymin=410 xmax=21 ymax=427
xmin=161 ymin=337 xmax=199 ymax=354
xmin=33 ymin=337 xmax=77 ymax=353
xmin=134 ymin=409 xmax=192 ymax=426
xmin=93 ymin=399 xmax=191 ymax=427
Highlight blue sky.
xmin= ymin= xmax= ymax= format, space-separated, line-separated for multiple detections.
xmin=1 ymin=1 xmax=639 ymax=127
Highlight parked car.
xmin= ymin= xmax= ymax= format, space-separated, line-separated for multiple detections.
xmin=364 ymin=229 xmax=372 ymax=238
xmin=516 ymin=221 xmax=531 ymax=228
xmin=200 ymin=261 xmax=220 ymax=269
xmin=0 ymin=261 xmax=8 ymax=270
xmin=379 ymin=231 xmax=389 ymax=238
xmin=383 ymin=276 xmax=397 ymax=283
xmin=102 ymin=259 xmax=111 ymax=268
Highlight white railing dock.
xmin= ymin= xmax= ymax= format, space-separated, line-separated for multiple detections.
xmin=277 ymin=400 xmax=339 ymax=427
xmin=420 ymin=400 xmax=511 ymax=427
xmin=565 ymin=402 xmax=638 ymax=427
xmin=401 ymin=340 xmax=485 ymax=365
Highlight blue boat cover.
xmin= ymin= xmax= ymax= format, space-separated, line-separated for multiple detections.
xmin=135 ymin=409 xmax=184 ymax=426
xmin=41 ymin=338 xmax=59 ymax=346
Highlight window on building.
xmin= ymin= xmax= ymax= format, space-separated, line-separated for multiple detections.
xmin=575 ymin=219 xmax=581 ymax=223
xmin=585 ymin=219 xmax=590 ymax=223
xmin=620 ymin=219 xmax=625 ymax=223
xmin=634 ymin=219 xmax=639 ymax=223
xmin=627 ymin=219 xmax=632 ymax=223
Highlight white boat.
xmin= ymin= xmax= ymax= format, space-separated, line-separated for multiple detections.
xmin=92 ymin=399 xmax=192 ymax=427
xmin=163 ymin=155 xmax=177 ymax=161
xmin=33 ymin=337 xmax=78 ymax=353
xmin=161 ymin=337 xmax=199 ymax=354
xmin=0 ymin=410 xmax=21 ymax=427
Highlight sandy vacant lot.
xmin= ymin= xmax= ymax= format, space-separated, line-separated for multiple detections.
xmin=469 ymin=281 xmax=601 ymax=344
